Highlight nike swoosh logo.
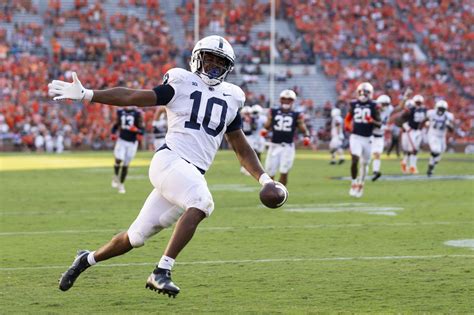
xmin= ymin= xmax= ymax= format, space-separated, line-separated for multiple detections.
xmin=223 ymin=93 xmax=231 ymax=96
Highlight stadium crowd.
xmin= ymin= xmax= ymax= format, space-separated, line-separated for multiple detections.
xmin=0 ymin=0 xmax=472 ymax=151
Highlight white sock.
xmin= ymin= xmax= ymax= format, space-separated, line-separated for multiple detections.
xmin=158 ymin=255 xmax=175 ymax=270
xmin=402 ymin=155 xmax=408 ymax=164
xmin=87 ymin=251 xmax=97 ymax=266
xmin=373 ymin=159 xmax=381 ymax=173
xmin=410 ymin=155 xmax=417 ymax=168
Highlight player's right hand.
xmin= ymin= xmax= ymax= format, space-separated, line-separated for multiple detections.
xmin=260 ymin=129 xmax=268 ymax=137
xmin=48 ymin=72 xmax=93 ymax=101
xmin=129 ymin=125 xmax=138 ymax=133
xmin=111 ymin=134 xmax=118 ymax=141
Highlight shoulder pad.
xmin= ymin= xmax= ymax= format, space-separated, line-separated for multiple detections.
xmin=163 ymin=68 xmax=191 ymax=85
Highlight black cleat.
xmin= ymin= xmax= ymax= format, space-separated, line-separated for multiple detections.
xmin=338 ymin=159 xmax=345 ymax=165
xmin=59 ymin=250 xmax=91 ymax=291
xmin=145 ymin=268 xmax=180 ymax=298
xmin=329 ymin=160 xmax=336 ymax=165
xmin=427 ymin=165 xmax=434 ymax=177
xmin=372 ymin=171 xmax=382 ymax=182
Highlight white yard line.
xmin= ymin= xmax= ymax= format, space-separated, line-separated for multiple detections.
xmin=0 ymin=254 xmax=472 ymax=271
xmin=0 ymin=221 xmax=472 ymax=236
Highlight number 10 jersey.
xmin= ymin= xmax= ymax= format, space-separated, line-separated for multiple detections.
xmin=162 ymin=68 xmax=245 ymax=172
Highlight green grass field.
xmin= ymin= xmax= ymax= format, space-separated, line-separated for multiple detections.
xmin=1 ymin=150 xmax=473 ymax=313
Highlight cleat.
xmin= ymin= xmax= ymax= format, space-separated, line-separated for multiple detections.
xmin=118 ymin=183 xmax=126 ymax=194
xmin=349 ymin=183 xmax=358 ymax=197
xmin=329 ymin=160 xmax=336 ymax=165
xmin=338 ymin=159 xmax=345 ymax=165
xmin=372 ymin=171 xmax=382 ymax=182
xmin=59 ymin=250 xmax=91 ymax=291
xmin=111 ymin=176 xmax=120 ymax=188
xmin=400 ymin=161 xmax=407 ymax=174
xmin=409 ymin=166 xmax=418 ymax=175
xmin=145 ymin=268 xmax=180 ymax=298
xmin=427 ymin=165 xmax=434 ymax=177
xmin=355 ymin=184 xmax=364 ymax=198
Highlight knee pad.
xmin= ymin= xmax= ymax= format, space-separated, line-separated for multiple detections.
xmin=186 ymin=194 xmax=214 ymax=217
xmin=127 ymin=230 xmax=147 ymax=248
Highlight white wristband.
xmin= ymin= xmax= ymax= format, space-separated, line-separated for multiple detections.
xmin=259 ymin=173 xmax=272 ymax=186
xmin=83 ymin=89 xmax=93 ymax=101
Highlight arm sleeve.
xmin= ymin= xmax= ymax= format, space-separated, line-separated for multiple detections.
xmin=226 ymin=112 xmax=243 ymax=133
xmin=152 ymin=84 xmax=175 ymax=105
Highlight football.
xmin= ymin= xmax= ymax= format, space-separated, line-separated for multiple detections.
xmin=259 ymin=182 xmax=288 ymax=208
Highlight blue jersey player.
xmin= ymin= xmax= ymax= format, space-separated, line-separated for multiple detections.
xmin=344 ymin=82 xmax=381 ymax=198
xmin=262 ymin=89 xmax=310 ymax=187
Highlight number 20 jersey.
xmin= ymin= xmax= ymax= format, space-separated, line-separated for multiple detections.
xmin=349 ymin=100 xmax=378 ymax=137
xmin=163 ymin=68 xmax=245 ymax=171
xmin=270 ymin=108 xmax=300 ymax=144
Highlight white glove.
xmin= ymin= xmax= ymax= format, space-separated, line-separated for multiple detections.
xmin=48 ymin=72 xmax=93 ymax=101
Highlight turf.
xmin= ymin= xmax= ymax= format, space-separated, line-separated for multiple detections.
xmin=0 ymin=150 xmax=473 ymax=313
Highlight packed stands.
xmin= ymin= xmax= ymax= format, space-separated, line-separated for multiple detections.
xmin=0 ymin=0 xmax=472 ymax=151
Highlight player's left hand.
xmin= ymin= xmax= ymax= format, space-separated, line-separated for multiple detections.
xmin=303 ymin=136 xmax=311 ymax=146
xmin=111 ymin=134 xmax=118 ymax=141
xmin=48 ymin=72 xmax=93 ymax=101
xmin=129 ymin=125 xmax=138 ymax=133
xmin=365 ymin=115 xmax=373 ymax=124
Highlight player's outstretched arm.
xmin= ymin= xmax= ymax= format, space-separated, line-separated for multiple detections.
xmin=48 ymin=72 xmax=158 ymax=107
xmin=225 ymin=129 xmax=270 ymax=184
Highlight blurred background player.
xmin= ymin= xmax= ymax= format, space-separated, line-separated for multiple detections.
xmin=344 ymin=82 xmax=381 ymax=198
xmin=371 ymin=94 xmax=393 ymax=181
xmin=399 ymin=94 xmax=427 ymax=174
xmin=386 ymin=123 xmax=401 ymax=158
xmin=152 ymin=107 xmax=167 ymax=151
xmin=261 ymin=89 xmax=311 ymax=186
xmin=250 ymin=104 xmax=267 ymax=161
xmin=111 ymin=106 xmax=144 ymax=194
xmin=329 ymin=107 xmax=345 ymax=165
xmin=240 ymin=105 xmax=255 ymax=175
xmin=426 ymin=100 xmax=454 ymax=177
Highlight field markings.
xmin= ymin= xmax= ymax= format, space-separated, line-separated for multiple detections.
xmin=284 ymin=203 xmax=403 ymax=216
xmin=331 ymin=174 xmax=474 ymax=181
xmin=0 ymin=221 xmax=472 ymax=236
xmin=444 ymin=239 xmax=474 ymax=250
xmin=0 ymin=254 xmax=473 ymax=271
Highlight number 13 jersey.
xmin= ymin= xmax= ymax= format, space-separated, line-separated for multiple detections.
xmin=162 ymin=68 xmax=245 ymax=172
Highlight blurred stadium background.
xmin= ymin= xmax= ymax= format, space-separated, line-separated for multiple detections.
xmin=0 ymin=0 xmax=472 ymax=153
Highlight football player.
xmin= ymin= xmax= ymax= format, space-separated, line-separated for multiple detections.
xmin=152 ymin=106 xmax=167 ymax=150
xmin=261 ymin=89 xmax=311 ymax=187
xmin=111 ymin=106 xmax=144 ymax=194
xmin=344 ymin=82 xmax=381 ymax=198
xmin=426 ymin=100 xmax=454 ymax=176
xmin=250 ymin=104 xmax=267 ymax=161
xmin=48 ymin=35 xmax=278 ymax=298
xmin=329 ymin=107 xmax=344 ymax=165
xmin=399 ymin=94 xmax=427 ymax=174
xmin=240 ymin=105 xmax=255 ymax=175
xmin=371 ymin=94 xmax=393 ymax=181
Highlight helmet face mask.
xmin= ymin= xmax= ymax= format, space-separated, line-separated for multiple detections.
xmin=435 ymin=100 xmax=448 ymax=114
xmin=190 ymin=36 xmax=235 ymax=86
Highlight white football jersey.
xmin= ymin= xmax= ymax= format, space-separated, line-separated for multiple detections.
xmin=372 ymin=104 xmax=393 ymax=136
xmin=331 ymin=116 xmax=343 ymax=139
xmin=253 ymin=114 xmax=267 ymax=134
xmin=427 ymin=109 xmax=454 ymax=137
xmin=163 ymin=68 xmax=245 ymax=171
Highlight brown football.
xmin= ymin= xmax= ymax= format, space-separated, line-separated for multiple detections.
xmin=259 ymin=182 xmax=288 ymax=208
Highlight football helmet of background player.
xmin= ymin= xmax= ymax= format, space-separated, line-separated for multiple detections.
xmin=279 ymin=89 xmax=297 ymax=111
xmin=356 ymin=82 xmax=374 ymax=103
xmin=189 ymin=35 xmax=235 ymax=86
xmin=376 ymin=94 xmax=391 ymax=107
xmin=331 ymin=108 xmax=341 ymax=118
xmin=404 ymin=99 xmax=415 ymax=109
xmin=413 ymin=94 xmax=424 ymax=106
xmin=435 ymin=100 xmax=448 ymax=114
xmin=251 ymin=104 xmax=263 ymax=115
xmin=241 ymin=106 xmax=251 ymax=115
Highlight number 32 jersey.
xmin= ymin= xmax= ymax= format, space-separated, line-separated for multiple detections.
xmin=162 ymin=68 xmax=245 ymax=172
xmin=349 ymin=100 xmax=378 ymax=137
xmin=270 ymin=109 xmax=300 ymax=144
